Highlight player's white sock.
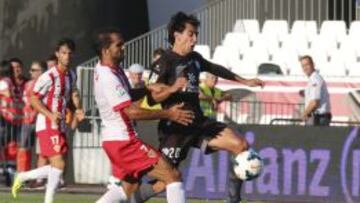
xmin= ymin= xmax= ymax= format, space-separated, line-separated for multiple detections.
xmin=96 ymin=184 xmax=128 ymax=203
xmin=166 ymin=182 xmax=186 ymax=203
xmin=44 ymin=167 xmax=63 ymax=203
xmin=19 ymin=165 xmax=51 ymax=182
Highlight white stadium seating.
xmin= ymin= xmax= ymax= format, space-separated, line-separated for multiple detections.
xmin=291 ymin=20 xmax=318 ymax=42
xmin=233 ymin=19 xmax=260 ymax=42
xmin=194 ymin=45 xmax=211 ymax=60
xmin=209 ymin=19 xmax=360 ymax=77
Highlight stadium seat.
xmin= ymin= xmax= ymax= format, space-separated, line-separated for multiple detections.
xmin=232 ymin=59 xmax=258 ymax=76
xmin=320 ymin=21 xmax=347 ymax=44
xmin=212 ymin=46 xmax=229 ymax=68
xmin=330 ymin=47 xmax=358 ymax=65
xmin=262 ymin=20 xmax=289 ymax=42
xmin=242 ymin=45 xmax=270 ymax=65
xmin=222 ymin=32 xmax=250 ymax=55
xmin=258 ymin=63 xmax=284 ymax=75
xmin=310 ymin=35 xmax=337 ymax=60
xmin=194 ymin=45 xmax=211 ymax=60
xmin=291 ymin=20 xmax=318 ymax=42
xmin=212 ymin=45 xmax=240 ymax=70
xmin=317 ymin=61 xmax=347 ymax=77
xmin=272 ymin=49 xmax=300 ymax=75
xmin=349 ymin=21 xmax=360 ymax=38
xmin=252 ymin=34 xmax=281 ymax=56
xmin=283 ymin=34 xmax=309 ymax=55
xmin=233 ymin=19 xmax=260 ymax=42
xmin=347 ymin=62 xmax=360 ymax=76
xmin=341 ymin=35 xmax=360 ymax=59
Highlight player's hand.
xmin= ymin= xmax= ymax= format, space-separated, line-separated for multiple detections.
xmin=167 ymin=103 xmax=194 ymax=126
xmin=245 ymin=78 xmax=265 ymax=88
xmin=170 ymin=77 xmax=188 ymax=93
xmin=50 ymin=111 xmax=62 ymax=124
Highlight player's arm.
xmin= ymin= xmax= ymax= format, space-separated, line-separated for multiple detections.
xmin=122 ymin=103 xmax=193 ymax=126
xmin=30 ymin=93 xmax=61 ymax=123
xmin=31 ymin=73 xmax=61 ymax=123
xmin=201 ymin=57 xmax=264 ymax=87
xmin=129 ymin=83 xmax=177 ymax=102
xmin=102 ymin=72 xmax=193 ymax=125
xmin=149 ymin=77 xmax=187 ymax=103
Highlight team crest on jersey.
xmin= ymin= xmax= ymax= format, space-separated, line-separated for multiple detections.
xmin=115 ymin=84 xmax=127 ymax=97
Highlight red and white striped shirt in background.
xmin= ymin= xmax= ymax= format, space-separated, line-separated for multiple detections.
xmin=94 ymin=63 xmax=137 ymax=142
xmin=32 ymin=66 xmax=76 ymax=133
xmin=0 ymin=77 xmax=24 ymax=124
xmin=22 ymin=80 xmax=37 ymax=124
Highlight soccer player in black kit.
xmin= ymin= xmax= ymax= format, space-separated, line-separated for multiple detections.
xmin=132 ymin=12 xmax=264 ymax=203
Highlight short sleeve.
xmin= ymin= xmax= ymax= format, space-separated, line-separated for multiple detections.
xmin=0 ymin=80 xmax=9 ymax=91
xmin=32 ymin=72 xmax=52 ymax=98
xmin=308 ymin=77 xmax=321 ymax=100
xmin=100 ymin=71 xmax=132 ymax=111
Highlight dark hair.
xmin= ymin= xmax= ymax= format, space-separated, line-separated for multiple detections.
xmin=55 ymin=38 xmax=76 ymax=52
xmin=47 ymin=54 xmax=57 ymax=62
xmin=153 ymin=48 xmax=165 ymax=58
xmin=167 ymin=11 xmax=200 ymax=45
xmin=31 ymin=60 xmax=47 ymax=72
xmin=0 ymin=60 xmax=12 ymax=78
xmin=9 ymin=57 xmax=23 ymax=66
xmin=93 ymin=27 xmax=123 ymax=58
xmin=299 ymin=55 xmax=314 ymax=65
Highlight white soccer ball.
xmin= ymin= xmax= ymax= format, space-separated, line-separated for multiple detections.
xmin=233 ymin=149 xmax=263 ymax=181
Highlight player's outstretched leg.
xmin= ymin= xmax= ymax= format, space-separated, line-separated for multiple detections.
xmin=45 ymin=154 xmax=65 ymax=203
xmin=146 ymin=157 xmax=185 ymax=203
xmin=96 ymin=181 xmax=138 ymax=203
xmin=207 ymin=127 xmax=248 ymax=203
xmin=11 ymin=165 xmax=51 ymax=198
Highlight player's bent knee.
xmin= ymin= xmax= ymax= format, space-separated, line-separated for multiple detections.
xmin=229 ymin=132 xmax=249 ymax=154
xmin=49 ymin=155 xmax=65 ymax=170
xmin=152 ymin=181 xmax=166 ymax=193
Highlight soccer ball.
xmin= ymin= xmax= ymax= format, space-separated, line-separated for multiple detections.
xmin=233 ymin=149 xmax=263 ymax=181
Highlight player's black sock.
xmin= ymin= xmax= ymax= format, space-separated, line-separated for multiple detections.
xmin=131 ymin=183 xmax=157 ymax=203
xmin=226 ymin=164 xmax=243 ymax=203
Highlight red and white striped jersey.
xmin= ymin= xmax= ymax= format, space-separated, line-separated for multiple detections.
xmin=94 ymin=63 xmax=137 ymax=142
xmin=32 ymin=66 xmax=76 ymax=133
xmin=22 ymin=80 xmax=37 ymax=124
xmin=0 ymin=77 xmax=24 ymax=124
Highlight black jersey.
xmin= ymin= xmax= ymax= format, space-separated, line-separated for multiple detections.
xmin=149 ymin=49 xmax=238 ymax=131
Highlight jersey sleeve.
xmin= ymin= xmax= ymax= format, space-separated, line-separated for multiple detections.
xmin=100 ymin=71 xmax=132 ymax=112
xmin=0 ymin=80 xmax=9 ymax=91
xmin=308 ymin=77 xmax=322 ymax=100
xmin=32 ymin=72 xmax=52 ymax=98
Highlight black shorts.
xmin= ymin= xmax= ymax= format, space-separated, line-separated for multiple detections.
xmin=158 ymin=117 xmax=227 ymax=166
